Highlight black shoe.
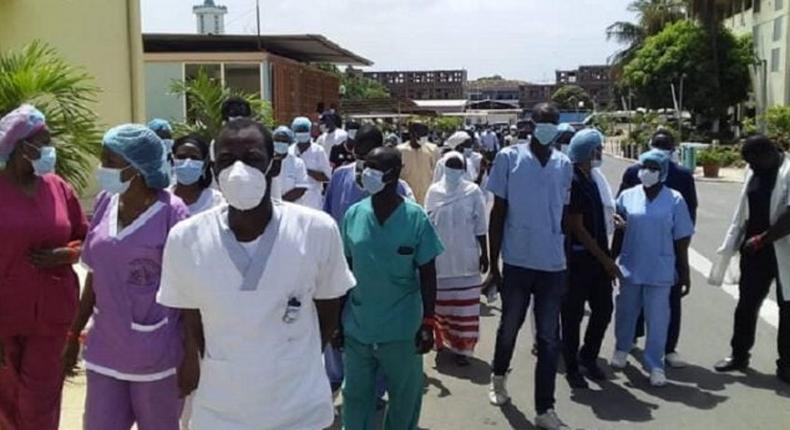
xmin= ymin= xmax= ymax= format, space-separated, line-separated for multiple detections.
xmin=566 ymin=372 xmax=589 ymax=389
xmin=580 ymin=360 xmax=607 ymax=381
xmin=714 ymin=357 xmax=749 ymax=372
xmin=454 ymin=354 xmax=470 ymax=367
xmin=778 ymin=367 xmax=790 ymax=385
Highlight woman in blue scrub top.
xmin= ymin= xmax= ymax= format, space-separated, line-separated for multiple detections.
xmin=610 ymin=149 xmax=694 ymax=387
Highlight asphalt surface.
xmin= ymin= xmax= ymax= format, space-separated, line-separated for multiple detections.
xmin=61 ymin=155 xmax=789 ymax=430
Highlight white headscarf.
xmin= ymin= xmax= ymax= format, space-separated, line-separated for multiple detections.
xmin=426 ymin=151 xmax=478 ymax=213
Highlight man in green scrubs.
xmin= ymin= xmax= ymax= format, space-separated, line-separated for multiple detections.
xmin=340 ymin=147 xmax=444 ymax=430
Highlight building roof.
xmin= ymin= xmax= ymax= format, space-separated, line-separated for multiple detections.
xmin=413 ymin=99 xmax=468 ymax=108
xmin=340 ymin=97 xmax=419 ymax=115
xmin=465 ymin=80 xmax=527 ymax=92
xmin=143 ymin=33 xmax=373 ymax=66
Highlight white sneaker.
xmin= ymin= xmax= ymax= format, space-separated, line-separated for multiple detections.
xmin=650 ymin=368 xmax=667 ymax=387
xmin=488 ymin=374 xmax=510 ymax=405
xmin=666 ymin=352 xmax=689 ymax=368
xmin=535 ymin=409 xmax=571 ymax=430
xmin=611 ymin=350 xmax=629 ymax=369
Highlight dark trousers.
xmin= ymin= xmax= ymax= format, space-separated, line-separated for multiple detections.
xmin=634 ymin=283 xmax=682 ymax=354
xmin=730 ymin=247 xmax=790 ymax=369
xmin=561 ymin=256 xmax=613 ymax=374
xmin=492 ymin=264 xmax=566 ymax=414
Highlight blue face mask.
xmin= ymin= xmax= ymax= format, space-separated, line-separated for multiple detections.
xmin=361 ymin=168 xmax=387 ymax=195
xmin=534 ymin=123 xmax=559 ymax=146
xmin=462 ymin=147 xmax=473 ymax=158
xmin=295 ymin=132 xmax=311 ymax=144
xmin=444 ymin=167 xmax=465 ymax=186
xmin=27 ymin=144 xmax=57 ymax=176
xmin=97 ymin=166 xmax=133 ymax=195
xmin=174 ymin=159 xmax=205 ymax=186
xmin=274 ymin=141 xmax=291 ymax=156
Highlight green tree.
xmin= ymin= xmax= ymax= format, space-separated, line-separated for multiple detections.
xmin=476 ymin=75 xmax=505 ymax=82
xmin=0 ymin=41 xmax=102 ymax=193
xmin=764 ymin=106 xmax=790 ymax=149
xmin=551 ymin=85 xmax=593 ymax=110
xmin=169 ymin=68 xmax=273 ymax=142
xmin=606 ymin=0 xmax=686 ymax=76
xmin=317 ymin=64 xmax=390 ymax=101
xmin=622 ymin=20 xmax=752 ymax=120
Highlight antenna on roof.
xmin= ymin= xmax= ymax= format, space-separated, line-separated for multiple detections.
xmin=256 ymin=0 xmax=262 ymax=50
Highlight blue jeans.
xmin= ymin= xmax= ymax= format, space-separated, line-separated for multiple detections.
xmin=325 ymin=345 xmax=386 ymax=397
xmin=492 ymin=264 xmax=566 ymax=414
xmin=615 ymin=282 xmax=671 ymax=371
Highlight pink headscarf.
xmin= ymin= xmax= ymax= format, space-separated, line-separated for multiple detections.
xmin=0 ymin=104 xmax=47 ymax=166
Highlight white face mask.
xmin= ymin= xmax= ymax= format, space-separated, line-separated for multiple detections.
xmin=295 ymin=132 xmax=311 ymax=144
xmin=361 ymin=167 xmax=387 ymax=195
xmin=274 ymin=141 xmax=291 ymax=156
xmin=419 ymin=136 xmax=429 ymax=145
xmin=218 ymin=161 xmax=271 ymax=211
xmin=445 ymin=168 xmax=465 ymax=187
xmin=347 ymin=129 xmax=358 ymax=140
xmin=638 ymin=168 xmax=661 ymax=188
xmin=97 ymin=166 xmax=133 ymax=195
xmin=319 ymin=124 xmax=328 ymax=134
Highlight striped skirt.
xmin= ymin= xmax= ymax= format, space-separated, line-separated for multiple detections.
xmin=434 ymin=279 xmax=482 ymax=356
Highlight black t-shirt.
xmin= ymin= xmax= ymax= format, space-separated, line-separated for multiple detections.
xmin=568 ymin=167 xmax=609 ymax=256
xmin=746 ymin=167 xmax=779 ymax=236
xmin=330 ymin=143 xmax=355 ymax=169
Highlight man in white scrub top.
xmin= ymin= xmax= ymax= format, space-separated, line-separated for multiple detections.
xmin=157 ymin=119 xmax=355 ymax=430
xmin=316 ymin=111 xmax=348 ymax=156
xmin=290 ymin=116 xmax=332 ymax=210
xmin=270 ymin=125 xmax=310 ymax=204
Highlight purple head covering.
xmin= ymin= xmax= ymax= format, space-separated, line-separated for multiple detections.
xmin=0 ymin=105 xmax=47 ymax=167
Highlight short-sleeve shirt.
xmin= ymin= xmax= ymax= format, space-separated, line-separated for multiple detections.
xmin=616 ymin=186 xmax=695 ymax=287
xmin=486 ymin=145 xmax=573 ymax=272
xmin=290 ymin=143 xmax=332 ymax=210
xmin=568 ymin=167 xmax=609 ymax=256
xmin=184 ymin=187 xmax=225 ymax=215
xmin=157 ymin=202 xmax=355 ymax=429
xmin=81 ymin=191 xmax=189 ymax=379
xmin=341 ymin=198 xmax=444 ymax=343
xmin=0 ymin=173 xmax=88 ymax=336
xmin=271 ymin=155 xmax=310 ymax=203
xmin=323 ymin=163 xmax=414 ymax=225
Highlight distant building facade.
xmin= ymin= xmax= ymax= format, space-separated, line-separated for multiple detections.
xmin=363 ymin=70 xmax=467 ymax=100
xmin=519 ymin=84 xmax=558 ymax=109
xmin=465 ymin=80 xmax=523 ymax=107
xmin=194 ymin=0 xmax=227 ymax=35
xmin=556 ymin=65 xmax=614 ymax=108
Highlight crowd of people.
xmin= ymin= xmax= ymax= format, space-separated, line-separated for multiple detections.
xmin=0 ymin=100 xmax=788 ymax=430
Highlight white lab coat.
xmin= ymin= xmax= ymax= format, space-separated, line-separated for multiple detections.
xmin=289 ymin=143 xmax=332 ymax=210
xmin=270 ymin=155 xmax=310 ymax=204
xmin=710 ymin=156 xmax=790 ymax=301
xmin=157 ymin=202 xmax=356 ymax=430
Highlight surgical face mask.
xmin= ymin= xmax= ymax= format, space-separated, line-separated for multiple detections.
xmin=560 ymin=144 xmax=570 ymax=155
xmin=218 ymin=160 xmax=271 ymax=211
xmin=463 ymin=147 xmax=473 ymax=158
xmin=534 ymin=123 xmax=559 ymax=146
xmin=658 ymin=149 xmax=680 ymax=164
xmin=361 ymin=167 xmax=387 ymax=195
xmin=347 ymin=129 xmax=358 ymax=140
xmin=419 ymin=136 xmax=429 ymax=145
xmin=319 ymin=124 xmax=328 ymax=134
xmin=295 ymin=132 xmax=311 ymax=144
xmin=592 ymin=158 xmax=603 ymax=168
xmin=27 ymin=144 xmax=57 ymax=176
xmin=274 ymin=141 xmax=291 ymax=156
xmin=97 ymin=166 xmax=133 ymax=195
xmin=638 ymin=168 xmax=661 ymax=188
xmin=174 ymin=159 xmax=205 ymax=186
xmin=445 ymin=167 xmax=465 ymax=186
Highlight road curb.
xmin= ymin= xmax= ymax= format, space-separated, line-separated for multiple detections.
xmin=604 ymin=151 xmax=744 ymax=184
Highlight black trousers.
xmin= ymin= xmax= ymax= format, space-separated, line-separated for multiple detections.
xmin=561 ymin=255 xmax=613 ymax=374
xmin=634 ymin=283 xmax=682 ymax=354
xmin=730 ymin=247 xmax=790 ymax=369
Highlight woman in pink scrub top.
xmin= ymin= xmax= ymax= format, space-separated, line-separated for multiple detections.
xmin=62 ymin=124 xmax=189 ymax=430
xmin=0 ymin=105 xmax=88 ymax=430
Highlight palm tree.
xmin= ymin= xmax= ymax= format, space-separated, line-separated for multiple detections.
xmin=0 ymin=41 xmax=101 ymax=193
xmin=684 ymin=1 xmax=738 ymax=107
xmin=607 ymin=0 xmax=686 ymax=75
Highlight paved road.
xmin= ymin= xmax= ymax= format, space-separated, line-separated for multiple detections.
xmin=61 ymin=156 xmax=789 ymax=430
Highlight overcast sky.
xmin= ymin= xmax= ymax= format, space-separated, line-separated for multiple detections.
xmin=142 ymin=0 xmax=636 ymax=83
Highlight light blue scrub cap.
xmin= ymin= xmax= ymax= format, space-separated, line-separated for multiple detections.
xmin=568 ymin=129 xmax=604 ymax=163
xmin=291 ymin=117 xmax=312 ymax=133
xmin=273 ymin=125 xmax=294 ymax=143
xmin=103 ymin=124 xmax=170 ymax=190
xmin=557 ymin=123 xmax=575 ymax=134
xmin=639 ymin=148 xmax=670 ymax=182
xmin=147 ymin=118 xmax=172 ymax=135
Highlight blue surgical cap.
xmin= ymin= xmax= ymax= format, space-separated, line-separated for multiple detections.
xmin=568 ymin=129 xmax=604 ymax=163
xmin=103 ymin=124 xmax=170 ymax=190
xmin=273 ymin=125 xmax=294 ymax=143
xmin=147 ymin=118 xmax=172 ymax=135
xmin=291 ymin=117 xmax=312 ymax=133
xmin=639 ymin=148 xmax=670 ymax=182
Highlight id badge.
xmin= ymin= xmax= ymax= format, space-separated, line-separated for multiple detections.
xmin=282 ymin=296 xmax=302 ymax=324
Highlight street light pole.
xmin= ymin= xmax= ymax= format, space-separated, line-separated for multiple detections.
xmin=256 ymin=0 xmax=262 ymax=51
